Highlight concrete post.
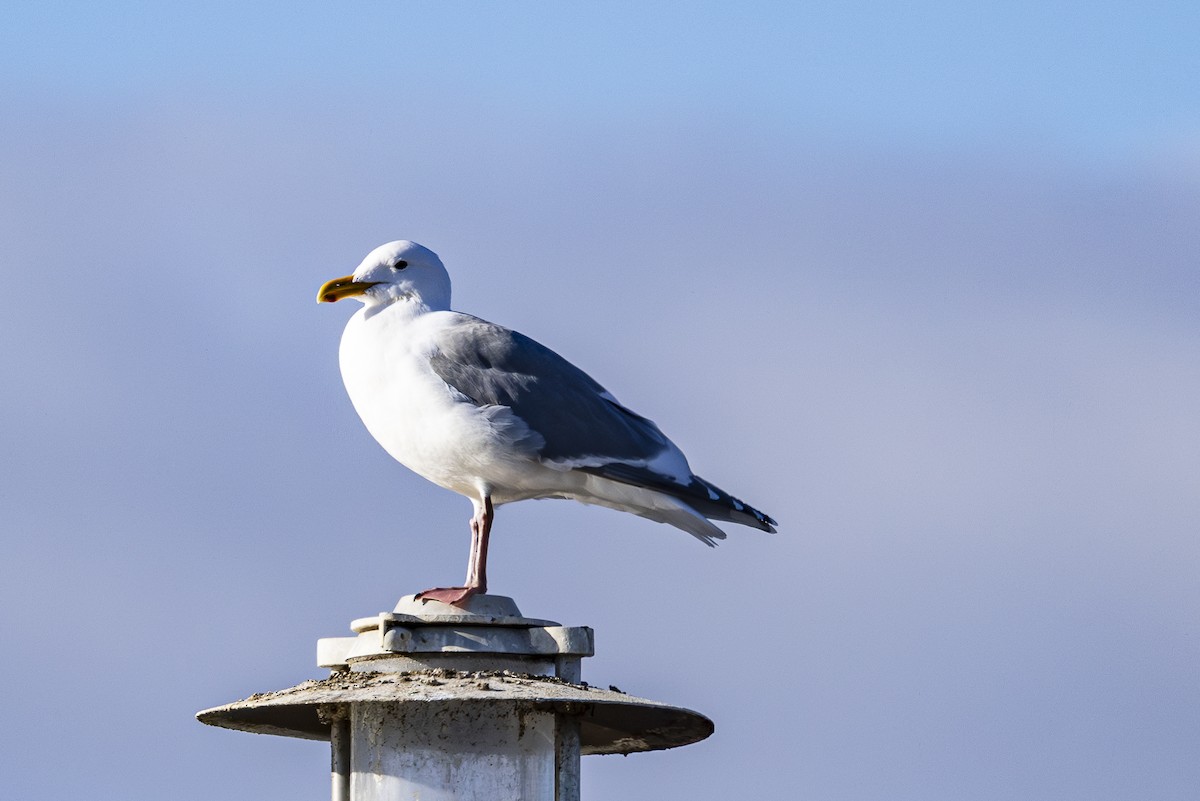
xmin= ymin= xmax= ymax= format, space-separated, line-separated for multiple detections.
xmin=199 ymin=594 xmax=712 ymax=800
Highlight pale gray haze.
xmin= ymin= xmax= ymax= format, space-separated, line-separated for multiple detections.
xmin=1 ymin=4 xmax=1197 ymax=800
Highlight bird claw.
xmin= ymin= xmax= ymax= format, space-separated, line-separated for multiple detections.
xmin=415 ymin=586 xmax=481 ymax=607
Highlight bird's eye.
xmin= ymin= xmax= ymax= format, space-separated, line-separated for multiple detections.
xmin=391 ymin=260 xmax=408 ymax=271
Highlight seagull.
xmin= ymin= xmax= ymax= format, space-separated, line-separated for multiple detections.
xmin=318 ymin=241 xmax=776 ymax=605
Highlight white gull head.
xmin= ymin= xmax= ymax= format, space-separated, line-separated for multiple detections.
xmin=317 ymin=240 xmax=451 ymax=312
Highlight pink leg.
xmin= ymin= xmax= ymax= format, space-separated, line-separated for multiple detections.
xmin=416 ymin=496 xmax=493 ymax=607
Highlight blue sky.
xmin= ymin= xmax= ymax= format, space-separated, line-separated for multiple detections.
xmin=6 ymin=2 xmax=1198 ymax=159
xmin=2 ymin=4 xmax=1198 ymax=800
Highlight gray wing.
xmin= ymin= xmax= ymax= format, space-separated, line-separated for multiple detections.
xmin=428 ymin=317 xmax=671 ymax=464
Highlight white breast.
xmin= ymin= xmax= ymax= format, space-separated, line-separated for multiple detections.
xmin=338 ymin=306 xmax=550 ymax=500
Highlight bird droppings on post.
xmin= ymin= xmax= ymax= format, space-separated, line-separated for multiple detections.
xmin=200 ymin=664 xmax=713 ymax=754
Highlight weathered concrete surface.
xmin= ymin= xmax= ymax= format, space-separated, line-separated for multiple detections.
xmin=199 ymin=593 xmax=714 ymax=799
xmin=352 ymin=701 xmax=555 ymax=801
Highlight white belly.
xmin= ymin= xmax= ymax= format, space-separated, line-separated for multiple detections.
xmin=338 ymin=308 xmax=559 ymax=501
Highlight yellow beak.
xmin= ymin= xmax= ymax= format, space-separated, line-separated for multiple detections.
xmin=317 ymin=274 xmax=380 ymax=303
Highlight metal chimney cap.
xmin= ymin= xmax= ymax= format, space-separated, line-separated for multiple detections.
xmin=196 ymin=669 xmax=714 ymax=756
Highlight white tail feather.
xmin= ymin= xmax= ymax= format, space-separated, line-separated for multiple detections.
xmin=571 ymin=474 xmax=727 ymax=546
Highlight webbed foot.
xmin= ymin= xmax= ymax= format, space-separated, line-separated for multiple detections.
xmin=415 ymin=586 xmax=481 ymax=607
